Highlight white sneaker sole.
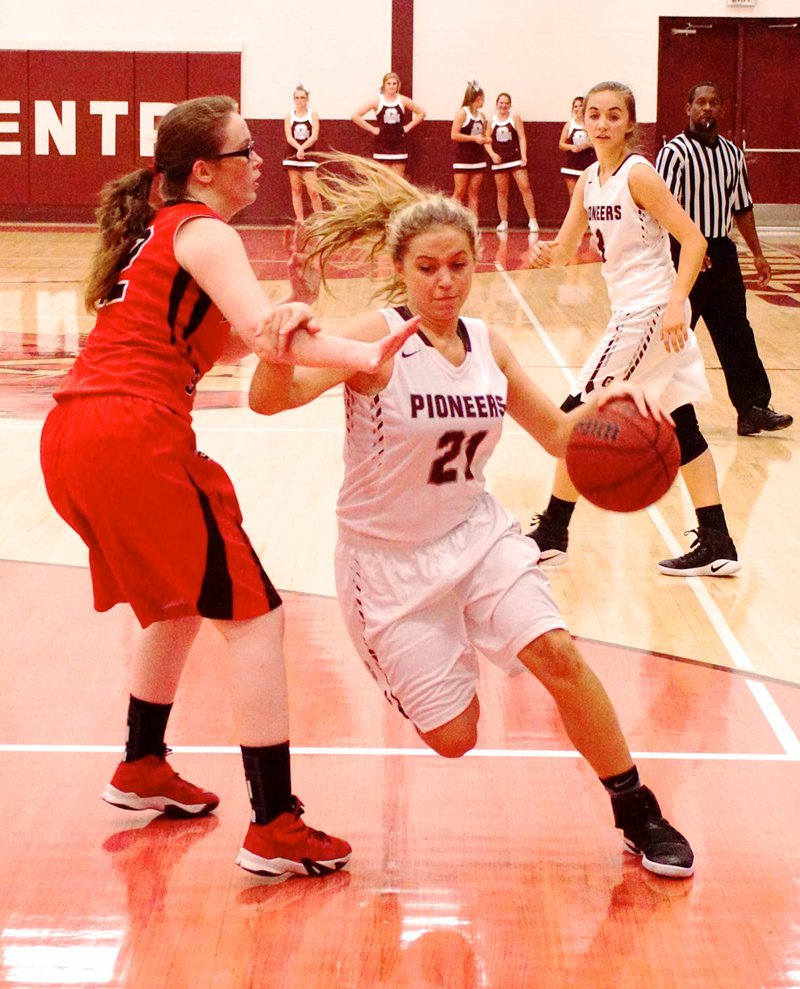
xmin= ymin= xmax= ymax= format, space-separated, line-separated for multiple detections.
xmin=658 ymin=559 xmax=742 ymax=577
xmin=235 ymin=847 xmax=352 ymax=877
xmin=624 ymin=842 xmax=695 ymax=879
xmin=102 ymin=783 xmax=216 ymax=817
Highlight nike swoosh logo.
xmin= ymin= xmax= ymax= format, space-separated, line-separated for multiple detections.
xmin=710 ymin=562 xmax=728 ymax=573
xmin=401 ymin=349 xmax=420 ymax=358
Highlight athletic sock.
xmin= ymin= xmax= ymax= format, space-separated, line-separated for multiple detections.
xmin=546 ymin=494 xmax=576 ymax=527
xmin=696 ymin=504 xmax=728 ymax=534
xmin=601 ymin=764 xmax=642 ymax=798
xmin=240 ymin=742 xmax=293 ymax=824
xmin=124 ymin=695 xmax=172 ymax=762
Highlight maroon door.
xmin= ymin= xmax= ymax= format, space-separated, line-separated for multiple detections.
xmin=657 ymin=17 xmax=800 ymax=203
xmin=657 ymin=18 xmax=739 ymax=145
xmin=739 ymin=19 xmax=800 ymax=202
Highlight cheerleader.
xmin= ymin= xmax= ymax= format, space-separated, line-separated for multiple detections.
xmin=558 ymin=96 xmax=596 ymax=200
xmin=283 ymin=85 xmax=323 ymax=222
xmin=488 ymin=92 xmax=538 ymax=233
xmin=451 ymin=80 xmax=490 ymax=218
xmin=351 ymin=71 xmax=426 ymax=176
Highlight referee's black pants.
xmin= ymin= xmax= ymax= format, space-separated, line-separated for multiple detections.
xmin=672 ymin=236 xmax=772 ymax=414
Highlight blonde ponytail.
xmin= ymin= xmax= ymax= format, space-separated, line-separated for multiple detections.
xmin=303 ymin=153 xmax=478 ymax=302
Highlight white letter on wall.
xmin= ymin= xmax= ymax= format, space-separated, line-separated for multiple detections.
xmin=139 ymin=102 xmax=175 ymax=158
xmin=35 ymin=101 xmax=77 ymax=155
xmin=90 ymin=101 xmax=129 ymax=156
xmin=0 ymin=101 xmax=21 ymax=156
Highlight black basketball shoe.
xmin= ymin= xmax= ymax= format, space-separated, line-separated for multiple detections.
xmin=526 ymin=513 xmax=569 ymax=565
xmin=658 ymin=526 xmax=741 ymax=577
xmin=611 ymin=785 xmax=694 ymax=878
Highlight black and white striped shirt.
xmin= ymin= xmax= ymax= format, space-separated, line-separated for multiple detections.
xmin=655 ymin=131 xmax=753 ymax=239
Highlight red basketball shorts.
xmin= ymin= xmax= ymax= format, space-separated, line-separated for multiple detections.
xmin=40 ymin=394 xmax=281 ymax=628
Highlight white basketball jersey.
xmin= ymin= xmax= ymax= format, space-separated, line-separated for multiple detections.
xmin=583 ymin=155 xmax=675 ymax=314
xmin=336 ymin=309 xmax=508 ymax=547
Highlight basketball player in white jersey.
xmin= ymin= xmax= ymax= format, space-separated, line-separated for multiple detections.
xmin=249 ymin=153 xmax=695 ymax=880
xmin=527 ymin=81 xmax=740 ymax=578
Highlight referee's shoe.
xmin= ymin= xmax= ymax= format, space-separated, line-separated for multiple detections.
xmin=737 ymin=405 xmax=793 ymax=436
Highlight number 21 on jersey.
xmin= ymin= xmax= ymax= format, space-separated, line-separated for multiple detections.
xmin=428 ymin=429 xmax=488 ymax=485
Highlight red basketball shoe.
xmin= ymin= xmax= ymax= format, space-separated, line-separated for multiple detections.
xmin=236 ymin=797 xmax=352 ymax=877
xmin=102 ymin=753 xmax=219 ymax=818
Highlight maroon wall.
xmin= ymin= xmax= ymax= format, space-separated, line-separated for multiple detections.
xmin=0 ymin=50 xmax=240 ymax=222
xmin=1 ymin=51 xmax=657 ymax=229
xmin=244 ymin=119 xmax=656 ymax=230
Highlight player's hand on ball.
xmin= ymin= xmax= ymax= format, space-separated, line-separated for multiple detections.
xmin=596 ymin=383 xmax=674 ymax=426
xmin=567 ymin=393 xmax=680 ymax=512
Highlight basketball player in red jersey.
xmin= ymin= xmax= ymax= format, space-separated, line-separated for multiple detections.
xmin=351 ymin=71 xmax=426 ymax=176
xmin=39 ymin=96 xmax=417 ymax=880
xmin=250 ymin=153 xmax=695 ymax=880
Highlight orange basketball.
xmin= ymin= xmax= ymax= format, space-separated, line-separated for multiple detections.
xmin=565 ymin=396 xmax=680 ymax=513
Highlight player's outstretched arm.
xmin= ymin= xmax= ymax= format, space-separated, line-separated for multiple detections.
xmin=530 ymin=171 xmax=590 ymax=268
xmin=249 ymin=311 xmax=419 ymax=414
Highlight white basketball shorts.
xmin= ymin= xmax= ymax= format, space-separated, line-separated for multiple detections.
xmin=335 ymin=492 xmax=566 ymax=733
xmin=572 ymin=301 xmax=711 ymax=413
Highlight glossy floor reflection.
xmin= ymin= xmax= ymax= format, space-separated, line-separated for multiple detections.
xmin=2 ymin=225 xmax=799 ymax=988
xmin=2 ymin=565 xmax=800 ymax=988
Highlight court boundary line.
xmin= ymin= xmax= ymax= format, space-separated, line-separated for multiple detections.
xmin=1 ymin=743 xmax=798 ymax=762
xmin=494 ymin=262 xmax=800 ymax=758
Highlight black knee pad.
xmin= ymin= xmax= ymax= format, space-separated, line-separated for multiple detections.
xmin=672 ymin=404 xmax=708 ymax=465
xmin=560 ymin=393 xmax=583 ymax=413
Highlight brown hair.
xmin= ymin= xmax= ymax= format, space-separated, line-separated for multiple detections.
xmin=301 ymin=153 xmax=478 ymax=303
xmin=84 ymin=95 xmax=236 ymax=312
xmin=584 ymin=80 xmax=638 ymax=147
xmin=462 ymin=80 xmax=484 ymax=109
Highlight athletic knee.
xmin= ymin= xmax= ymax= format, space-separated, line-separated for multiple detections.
xmin=672 ymin=404 xmax=708 ymax=465
xmin=424 ymin=730 xmax=477 ymax=759
xmin=418 ymin=696 xmax=479 ymax=758
xmin=520 ymin=629 xmax=586 ymax=687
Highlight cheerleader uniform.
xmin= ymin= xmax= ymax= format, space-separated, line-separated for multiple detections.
xmin=40 ymin=201 xmax=282 ymax=628
xmin=452 ymin=109 xmax=488 ymax=172
xmin=561 ymin=117 xmax=596 ymax=178
xmin=282 ymin=111 xmax=318 ymax=169
xmin=490 ymin=114 xmax=523 ymax=172
xmin=374 ymin=95 xmax=408 ymax=162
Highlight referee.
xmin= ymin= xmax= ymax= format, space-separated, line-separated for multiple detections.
xmin=656 ymin=81 xmax=792 ymax=437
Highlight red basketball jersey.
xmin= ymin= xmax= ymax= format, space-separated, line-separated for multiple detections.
xmin=56 ymin=201 xmax=229 ymax=419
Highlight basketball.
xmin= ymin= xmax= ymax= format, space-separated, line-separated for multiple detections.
xmin=566 ymin=396 xmax=680 ymax=512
